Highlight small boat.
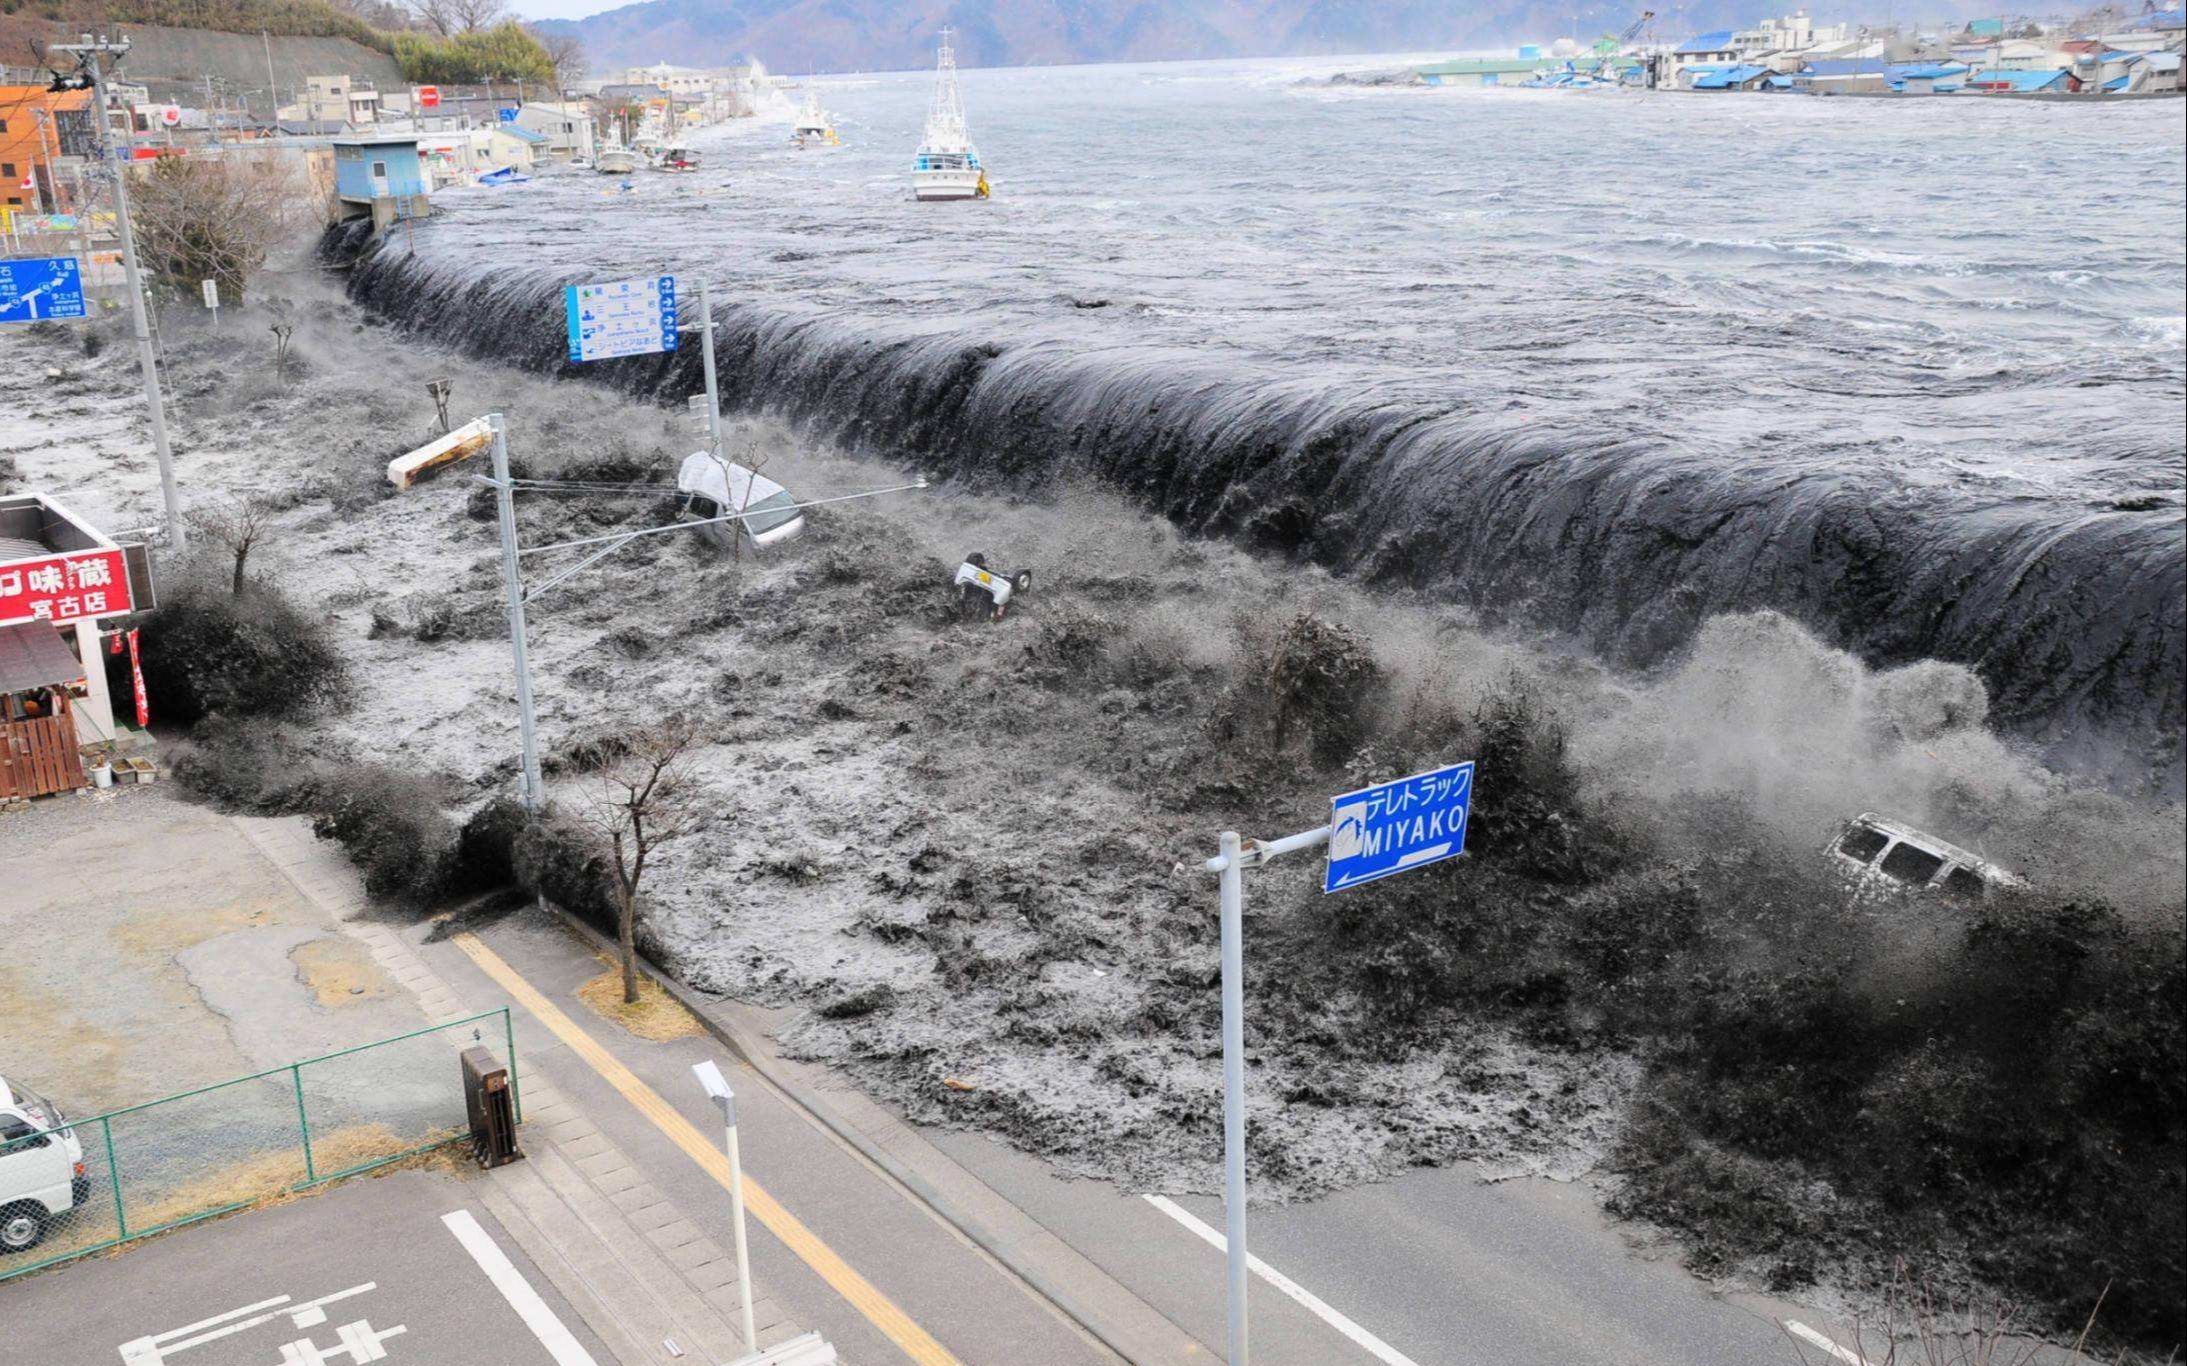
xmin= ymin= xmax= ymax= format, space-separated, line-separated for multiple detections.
xmin=655 ymin=143 xmax=699 ymax=172
xmin=596 ymin=147 xmax=639 ymax=175
xmin=792 ymin=90 xmax=840 ymax=147
xmin=912 ymin=29 xmax=987 ymax=201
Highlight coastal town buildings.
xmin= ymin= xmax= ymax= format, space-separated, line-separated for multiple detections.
xmin=1424 ymin=3 xmax=2184 ymax=97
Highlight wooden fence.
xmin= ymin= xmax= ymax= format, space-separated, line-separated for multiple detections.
xmin=0 ymin=716 xmax=88 ymax=799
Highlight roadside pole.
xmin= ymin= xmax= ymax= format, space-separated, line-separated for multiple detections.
xmin=1202 ymin=824 xmax=1330 ymax=1366
xmin=57 ymin=35 xmax=187 ymax=550
xmin=697 ymin=277 xmax=724 ymax=460
xmin=692 ymin=1060 xmax=760 ymax=1354
xmin=488 ymin=412 xmax=544 ymax=810
xmin=1193 ymin=761 xmax=1473 ymax=1365
xmin=1215 ymin=829 xmax=1250 ymax=1366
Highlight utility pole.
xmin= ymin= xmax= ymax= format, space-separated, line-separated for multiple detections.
xmin=54 ymin=34 xmax=186 ymax=550
xmin=263 ymin=30 xmax=280 ymax=126
xmin=488 ymin=413 xmax=544 ymax=811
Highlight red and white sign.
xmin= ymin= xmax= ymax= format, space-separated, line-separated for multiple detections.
xmin=416 ymin=85 xmax=442 ymax=109
xmin=158 ymin=104 xmax=182 ymax=127
xmin=0 ymin=548 xmax=133 ymax=627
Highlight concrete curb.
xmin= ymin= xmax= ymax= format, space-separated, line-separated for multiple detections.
xmin=537 ymin=900 xmax=1174 ymax=1366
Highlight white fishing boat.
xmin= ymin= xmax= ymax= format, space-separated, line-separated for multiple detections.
xmin=653 ymin=143 xmax=699 ymax=172
xmin=596 ymin=147 xmax=639 ymax=175
xmin=792 ymin=89 xmax=840 ymax=147
xmin=912 ymin=29 xmax=987 ymax=201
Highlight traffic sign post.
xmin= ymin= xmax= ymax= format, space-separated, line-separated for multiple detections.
xmin=201 ymin=277 xmax=219 ymax=329
xmin=1194 ymin=759 xmax=1475 ymax=1366
xmin=0 ymin=256 xmax=89 ymax=323
xmin=564 ymin=273 xmax=678 ymax=364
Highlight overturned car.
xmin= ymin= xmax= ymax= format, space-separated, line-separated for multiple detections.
xmin=1827 ymin=813 xmax=2025 ymax=902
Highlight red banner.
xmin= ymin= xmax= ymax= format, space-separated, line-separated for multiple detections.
xmin=128 ymin=627 xmax=149 ymax=727
xmin=0 ymin=547 xmax=133 ymax=626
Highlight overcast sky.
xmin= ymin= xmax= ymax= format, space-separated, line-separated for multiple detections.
xmin=511 ymin=0 xmax=617 ymax=24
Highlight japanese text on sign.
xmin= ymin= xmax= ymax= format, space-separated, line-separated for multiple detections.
xmin=0 ymin=548 xmax=132 ymax=626
xmin=0 ymin=255 xmax=89 ymax=324
xmin=1324 ymin=760 xmax=1474 ymax=893
xmin=563 ymin=274 xmax=678 ymax=364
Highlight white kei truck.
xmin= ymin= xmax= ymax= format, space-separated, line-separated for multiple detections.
xmin=0 ymin=1075 xmax=91 ymax=1254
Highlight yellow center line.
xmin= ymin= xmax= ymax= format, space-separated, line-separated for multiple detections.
xmin=453 ymin=931 xmax=962 ymax=1366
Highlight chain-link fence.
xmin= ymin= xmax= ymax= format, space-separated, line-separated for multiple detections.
xmin=1 ymin=1007 xmax=517 ymax=1280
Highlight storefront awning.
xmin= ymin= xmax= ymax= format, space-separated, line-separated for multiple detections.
xmin=0 ymin=620 xmax=86 ymax=695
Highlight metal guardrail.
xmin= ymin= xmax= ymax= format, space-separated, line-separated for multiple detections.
xmin=1 ymin=1007 xmax=518 ymax=1281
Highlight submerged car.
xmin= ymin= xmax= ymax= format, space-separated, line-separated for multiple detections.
xmin=1827 ymin=813 xmax=2024 ymax=902
xmin=676 ymin=451 xmax=806 ymax=550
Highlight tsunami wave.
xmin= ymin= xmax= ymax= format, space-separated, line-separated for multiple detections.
xmin=334 ymin=231 xmax=2185 ymax=789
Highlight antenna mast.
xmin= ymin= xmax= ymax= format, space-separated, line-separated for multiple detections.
xmin=928 ymin=27 xmax=966 ymax=136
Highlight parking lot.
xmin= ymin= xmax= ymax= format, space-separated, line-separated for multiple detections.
xmin=0 ymin=1168 xmax=613 ymax=1365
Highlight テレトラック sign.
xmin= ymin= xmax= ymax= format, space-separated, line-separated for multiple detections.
xmin=1324 ymin=760 xmax=1474 ymax=893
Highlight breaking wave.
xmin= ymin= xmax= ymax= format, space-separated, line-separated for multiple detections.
xmin=325 ymin=62 xmax=2184 ymax=787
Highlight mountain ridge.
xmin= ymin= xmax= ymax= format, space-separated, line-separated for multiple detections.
xmin=539 ymin=0 xmax=1797 ymax=76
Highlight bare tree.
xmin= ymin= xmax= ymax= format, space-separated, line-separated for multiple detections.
xmin=410 ymin=0 xmax=510 ymax=34
xmin=125 ymin=152 xmax=319 ymax=304
xmin=268 ymin=298 xmax=297 ymax=383
xmin=581 ymin=718 xmax=711 ymax=1004
xmin=532 ymin=28 xmax=588 ymax=92
xmin=188 ymin=494 xmax=278 ymax=595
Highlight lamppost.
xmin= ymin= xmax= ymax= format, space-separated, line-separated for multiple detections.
xmin=692 ymin=1059 xmax=759 ymax=1354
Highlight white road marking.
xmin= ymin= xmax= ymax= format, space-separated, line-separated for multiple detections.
xmin=442 ymin=1208 xmax=599 ymax=1365
xmin=1785 ymin=1319 xmax=1871 ymax=1365
xmin=1142 ymin=1194 xmax=1422 ymax=1366
xmin=121 ymin=1286 xmax=379 ymax=1363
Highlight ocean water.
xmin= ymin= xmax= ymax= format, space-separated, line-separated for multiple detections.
xmin=345 ymin=57 xmax=2187 ymax=778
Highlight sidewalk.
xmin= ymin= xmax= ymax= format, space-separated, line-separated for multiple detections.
xmin=237 ymin=814 xmax=800 ymax=1366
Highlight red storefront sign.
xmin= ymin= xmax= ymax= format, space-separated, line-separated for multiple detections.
xmin=0 ymin=548 xmax=133 ymax=626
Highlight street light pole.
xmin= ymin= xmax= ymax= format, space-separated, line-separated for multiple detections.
xmin=692 ymin=1060 xmax=759 ymax=1354
xmin=1215 ymin=829 xmax=1249 ymax=1366
xmin=56 ymin=34 xmax=186 ymax=550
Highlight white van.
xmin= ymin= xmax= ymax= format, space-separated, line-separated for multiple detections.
xmin=1 ymin=1075 xmax=90 ymax=1254
xmin=1827 ymin=813 xmax=2024 ymax=902
xmin=676 ymin=452 xmax=806 ymax=551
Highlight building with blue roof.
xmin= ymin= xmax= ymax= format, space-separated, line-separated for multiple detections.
xmin=1691 ymin=63 xmax=1777 ymax=89
xmin=1888 ymin=62 xmax=1972 ymax=92
xmin=1675 ymin=29 xmax=1737 ymax=54
xmin=1974 ymin=68 xmax=2078 ymax=91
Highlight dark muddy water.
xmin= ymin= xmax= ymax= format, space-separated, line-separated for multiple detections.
xmin=343 ymin=57 xmax=2187 ymax=782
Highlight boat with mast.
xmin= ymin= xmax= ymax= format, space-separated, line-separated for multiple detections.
xmin=911 ymin=29 xmax=988 ymax=201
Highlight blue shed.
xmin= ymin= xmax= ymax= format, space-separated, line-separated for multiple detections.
xmin=332 ymin=134 xmax=431 ymax=232
xmin=333 ymin=135 xmax=427 ymax=202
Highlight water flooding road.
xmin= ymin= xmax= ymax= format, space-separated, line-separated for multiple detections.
xmin=349 ymin=58 xmax=2187 ymax=780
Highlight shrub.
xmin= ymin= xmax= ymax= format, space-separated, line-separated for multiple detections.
xmin=135 ymin=565 xmax=348 ymax=726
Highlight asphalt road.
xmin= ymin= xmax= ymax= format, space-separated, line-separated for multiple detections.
xmin=931 ymin=1129 xmax=1813 ymax=1366
xmin=425 ymin=911 xmax=1115 ymax=1366
xmin=0 ymin=1169 xmax=614 ymax=1366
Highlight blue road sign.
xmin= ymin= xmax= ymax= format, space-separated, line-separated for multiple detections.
xmin=564 ymin=274 xmax=678 ymax=364
xmin=0 ymin=256 xmax=87 ymax=324
xmin=1324 ymin=760 xmax=1474 ymax=893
